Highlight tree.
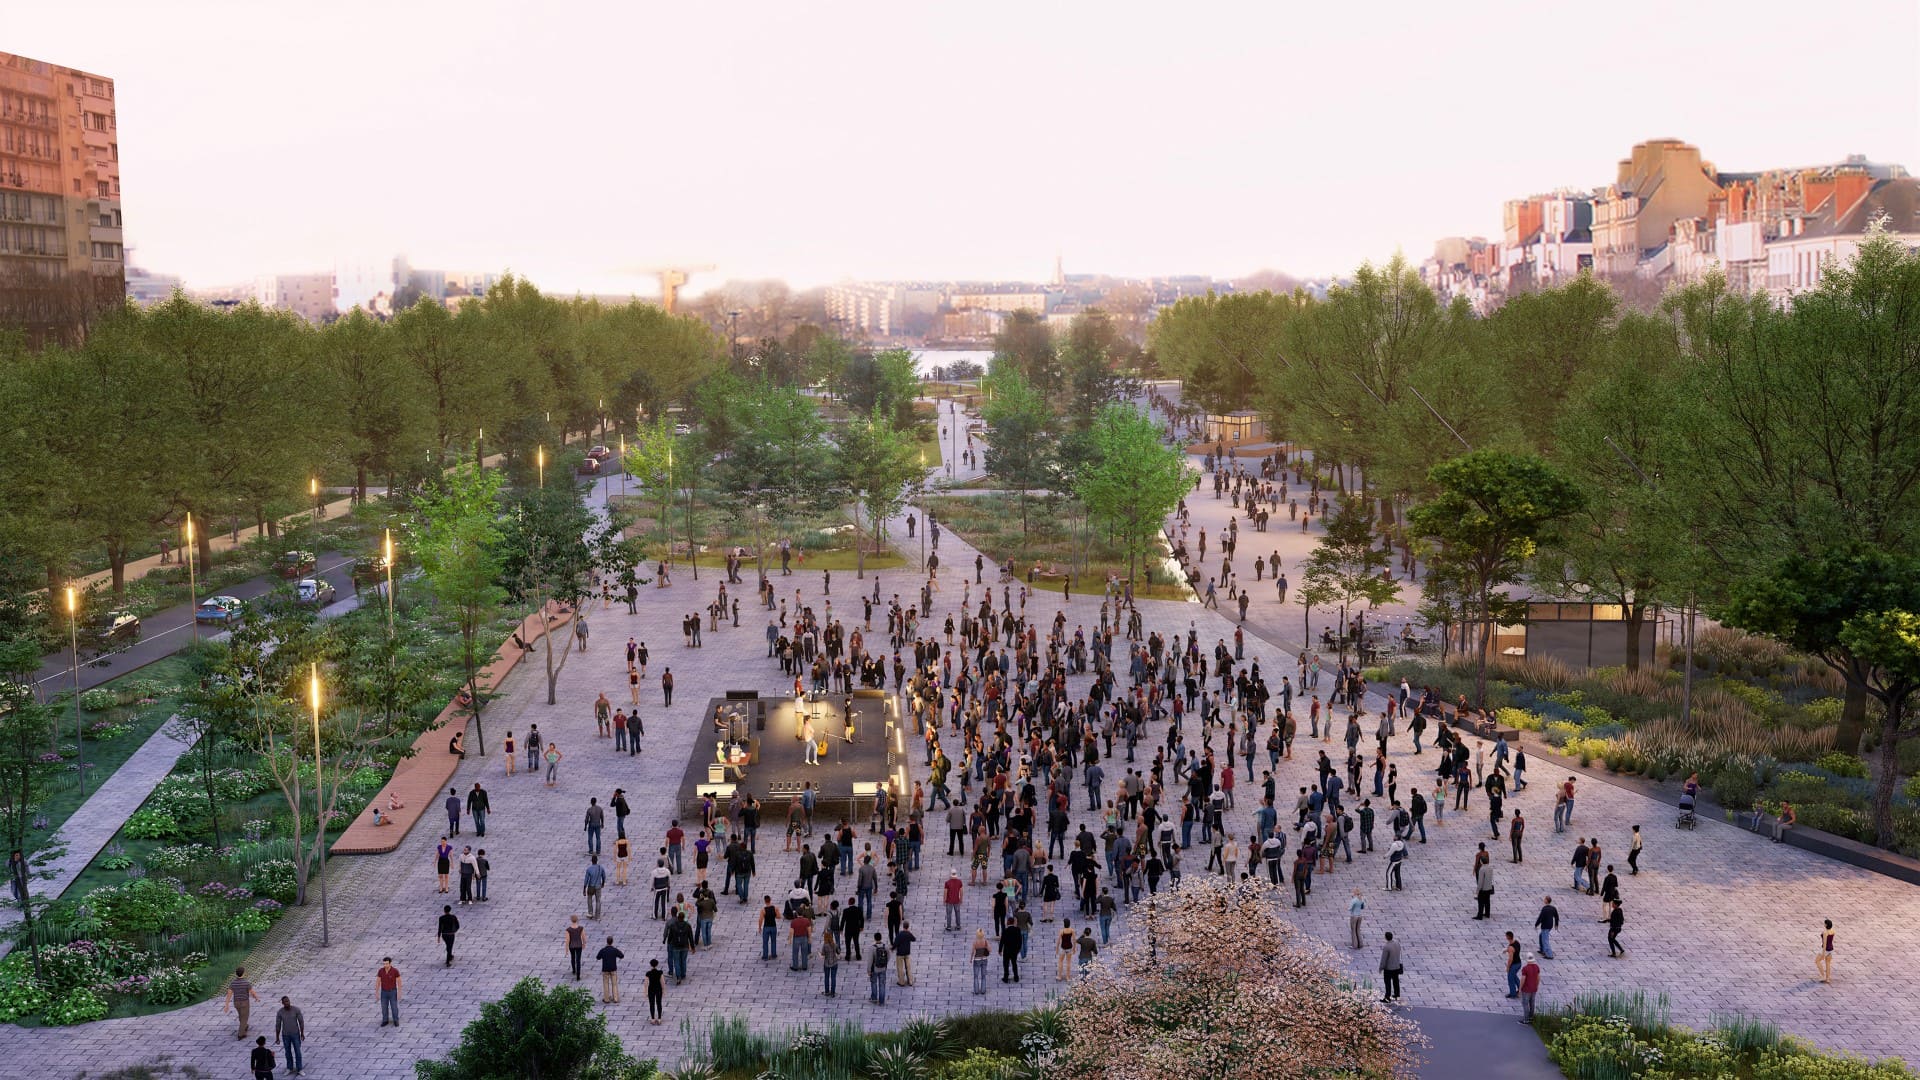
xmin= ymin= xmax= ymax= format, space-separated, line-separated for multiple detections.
xmin=838 ymin=348 xmax=920 ymax=431
xmin=981 ymin=369 xmax=1055 ymax=535
xmin=414 ymin=976 xmax=655 ymax=1080
xmin=1148 ymin=291 xmax=1299 ymax=415
xmin=991 ymin=309 xmax=1060 ymax=396
xmin=319 ymin=309 xmax=427 ymax=503
xmin=1410 ymin=450 xmax=1582 ymax=705
xmin=1724 ymin=552 xmax=1920 ymax=846
xmin=1298 ymin=500 xmax=1402 ymax=664
xmin=1055 ymin=876 xmax=1425 ymax=1079
xmin=1077 ymin=405 xmax=1189 ymax=584
xmin=393 ymin=297 xmax=496 ymax=464
xmin=1059 ymin=310 xmax=1129 ymax=429
xmin=834 ymin=408 xmax=921 ymax=578
xmin=708 ymin=383 xmax=833 ymax=573
xmin=411 ymin=465 xmax=508 ymax=754
xmin=499 ymin=485 xmax=645 ymax=704
xmin=0 ymin=636 xmax=57 ymax=981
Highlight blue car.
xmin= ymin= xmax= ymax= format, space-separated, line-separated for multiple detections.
xmin=194 ymin=595 xmax=244 ymax=625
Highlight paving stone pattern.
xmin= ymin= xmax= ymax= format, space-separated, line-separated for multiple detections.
xmin=2 ymin=422 xmax=1915 ymax=1078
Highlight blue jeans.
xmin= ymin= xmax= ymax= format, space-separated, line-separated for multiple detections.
xmin=586 ymin=825 xmax=601 ymax=855
xmin=791 ymin=938 xmax=810 ymax=969
xmin=824 ymin=964 xmax=838 ymax=994
xmin=476 ymin=876 xmax=487 ymax=901
xmin=282 ymin=1035 xmax=303 ymax=1073
xmin=869 ymin=969 xmax=887 ymax=1003
xmin=380 ymin=989 xmax=399 ymax=1024
xmin=1414 ymin=818 xmax=1426 ymax=842
xmin=615 ymin=727 xmax=628 ymax=750
xmin=667 ymin=843 xmax=681 ymax=872
xmin=472 ymin=809 xmax=487 ymax=836
xmin=762 ymin=926 xmax=778 ymax=959
xmin=668 ymin=946 xmax=687 ymax=979
xmin=1507 ymin=961 xmax=1521 ymax=995
xmin=1574 ymin=868 xmax=1587 ymax=891
xmin=736 ymin=875 xmax=750 ymax=902
xmin=698 ymin=917 xmax=713 ymax=946
xmin=1099 ymin=914 xmax=1112 ymax=943
xmin=1539 ymin=928 xmax=1554 ymax=959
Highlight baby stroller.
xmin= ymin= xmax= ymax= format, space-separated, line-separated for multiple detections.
xmin=1676 ymin=791 xmax=1698 ymax=830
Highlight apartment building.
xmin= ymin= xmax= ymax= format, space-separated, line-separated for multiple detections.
xmin=254 ymin=272 xmax=337 ymax=323
xmin=0 ymin=50 xmax=123 ymax=343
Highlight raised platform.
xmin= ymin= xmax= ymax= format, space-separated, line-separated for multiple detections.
xmin=679 ymin=691 xmax=900 ymax=819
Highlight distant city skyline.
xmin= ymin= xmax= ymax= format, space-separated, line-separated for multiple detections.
xmin=9 ymin=0 xmax=1918 ymax=296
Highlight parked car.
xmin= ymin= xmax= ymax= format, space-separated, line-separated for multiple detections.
xmin=351 ymin=555 xmax=390 ymax=587
xmin=275 ymin=550 xmax=316 ymax=578
xmin=295 ymin=578 xmax=337 ymax=607
xmin=90 ymin=610 xmax=141 ymax=648
xmin=195 ymin=595 xmax=244 ymax=625
xmin=587 ymin=444 xmax=612 ymax=461
xmin=673 ymin=423 xmax=692 ymax=436
xmin=577 ymin=457 xmax=601 ymax=475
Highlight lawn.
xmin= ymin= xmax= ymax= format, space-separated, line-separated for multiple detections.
xmin=920 ymin=492 xmax=1192 ymax=601
xmin=611 ymin=493 xmax=909 ymax=574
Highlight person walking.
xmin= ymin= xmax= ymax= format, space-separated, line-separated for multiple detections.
xmin=444 ymin=787 xmax=461 ymax=835
xmin=645 ymin=958 xmax=667 ymax=1023
xmin=376 ymin=957 xmax=401 ymax=1028
xmin=1474 ymin=859 xmax=1495 ymax=920
xmin=1348 ymin=888 xmax=1366 ymax=948
xmin=1627 ymin=824 xmax=1643 ymax=875
xmin=275 ymin=996 xmax=305 ymax=1076
xmin=822 ymin=929 xmax=841 ymax=997
xmin=971 ymin=928 xmax=991 ymax=993
xmin=438 ymin=905 xmax=460 ymax=966
xmin=467 ymin=782 xmax=490 ymax=837
xmin=1502 ymin=931 xmax=1522 ymax=998
xmin=435 ymin=837 xmax=452 ymax=894
xmin=584 ymin=798 xmax=605 ymax=856
xmin=223 ymin=966 xmax=260 ymax=1040
xmin=1535 ymin=896 xmax=1559 ymax=959
xmin=250 ymin=1036 xmax=275 ymax=1080
xmin=584 ymin=855 xmax=607 ymax=919
xmin=999 ymin=919 xmax=1023 ymax=982
xmin=868 ymin=933 xmax=890 ymax=1004
xmin=597 ymin=937 xmax=625 ymax=1003
xmin=1518 ymin=954 xmax=1541 ymax=1024
xmin=1817 ymin=919 xmax=1835 ymax=984
xmin=894 ymin=921 xmax=916 ymax=985
xmin=1379 ymin=932 xmax=1403 ymax=1003
xmin=1605 ymin=900 xmax=1626 ymax=957
xmin=662 ymin=667 xmax=675 ymax=707
xmin=458 ymin=846 xmax=476 ymax=904
xmin=566 ymin=915 xmax=586 ymax=980
xmin=1509 ymin=811 xmax=1525 ymax=863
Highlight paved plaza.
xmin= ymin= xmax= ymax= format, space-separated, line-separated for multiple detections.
xmin=3 ymin=456 xmax=1918 ymax=1079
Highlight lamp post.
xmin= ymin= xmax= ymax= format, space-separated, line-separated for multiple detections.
xmin=618 ymin=435 xmax=627 ymax=499
xmin=65 ymin=587 xmax=85 ymax=797
xmin=918 ymin=450 xmax=927 ymax=572
xmin=383 ymin=528 xmax=396 ymax=633
xmin=184 ymin=513 xmax=199 ymax=644
xmin=476 ymin=427 xmax=484 ymax=470
xmin=537 ymin=447 xmax=546 ymax=490
xmin=311 ymin=477 xmax=323 ymax=519
xmin=309 ymin=664 xmax=331 ymax=947
xmin=728 ymin=310 xmax=742 ymax=366
xmin=664 ymin=443 xmax=675 ymax=571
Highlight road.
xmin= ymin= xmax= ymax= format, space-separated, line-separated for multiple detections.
xmin=30 ymin=550 xmax=357 ymax=698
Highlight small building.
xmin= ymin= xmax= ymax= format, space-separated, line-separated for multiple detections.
xmin=1205 ymin=411 xmax=1266 ymax=445
xmin=1515 ymin=602 xmax=1658 ymax=670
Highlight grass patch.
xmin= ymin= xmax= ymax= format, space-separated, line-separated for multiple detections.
xmin=922 ymin=492 xmax=1191 ymax=601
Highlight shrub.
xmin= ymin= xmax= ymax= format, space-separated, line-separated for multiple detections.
xmin=78 ymin=689 xmax=119 ymax=712
xmin=866 ymin=1046 xmax=930 ymax=1080
xmin=1816 ymin=752 xmax=1869 ymax=779
xmin=937 ymin=1049 xmax=1022 ymax=1080
xmin=122 ymin=808 xmax=182 ymax=841
xmin=246 ymin=859 xmax=298 ymax=903
xmin=90 ymin=877 xmax=191 ymax=934
xmin=1496 ymin=707 xmax=1542 ymax=732
xmin=1712 ymin=766 xmax=1759 ymax=811
xmin=146 ymin=844 xmax=216 ymax=874
xmin=1652 ymin=1030 xmax=1736 ymax=1077
xmin=413 ymin=976 xmax=654 ymax=1080
xmin=1793 ymin=803 xmax=1871 ymax=842
xmin=1750 ymin=1047 xmax=1915 ymax=1080
xmin=1547 ymin=1016 xmax=1656 ymax=1079
xmin=142 ymin=965 xmax=202 ymax=1006
xmin=44 ymin=986 xmax=110 ymax=1025
xmin=230 ymin=908 xmax=273 ymax=933
xmin=1543 ymin=721 xmax=1584 ymax=747
xmin=0 ymin=975 xmax=51 ymax=1022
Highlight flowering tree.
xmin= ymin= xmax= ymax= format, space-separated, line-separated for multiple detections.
xmin=1055 ymin=876 xmax=1426 ymax=1079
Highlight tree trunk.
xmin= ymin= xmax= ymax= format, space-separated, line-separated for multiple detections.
xmin=107 ymin=539 xmax=128 ymax=599
xmin=355 ymin=463 xmax=368 ymax=505
xmin=1870 ymin=707 xmax=1905 ymax=848
xmin=1474 ymin=582 xmax=1492 ymax=707
xmin=1839 ymin=679 xmax=1869 ymax=756
xmin=1622 ymin=602 xmax=1645 ymax=673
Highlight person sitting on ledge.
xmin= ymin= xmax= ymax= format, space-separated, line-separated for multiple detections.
xmin=388 ymin=790 xmax=406 ymax=812
xmin=371 ymin=806 xmax=386 ymax=826
xmin=449 ymin=730 xmax=466 ymax=758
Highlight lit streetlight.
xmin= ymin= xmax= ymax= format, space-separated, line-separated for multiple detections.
xmin=918 ymin=450 xmax=927 ymax=571
xmin=537 ymin=446 xmax=546 ymax=490
xmin=184 ymin=513 xmax=199 ymax=643
xmin=311 ymin=477 xmax=323 ymax=519
xmin=618 ymin=435 xmax=627 ymax=499
xmin=309 ymin=663 xmax=331 ymax=946
xmin=383 ymin=528 xmax=396 ymax=633
xmin=65 ymin=587 xmax=85 ymax=797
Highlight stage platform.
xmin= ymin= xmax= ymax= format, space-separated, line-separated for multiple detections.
xmin=678 ymin=691 xmax=901 ymax=819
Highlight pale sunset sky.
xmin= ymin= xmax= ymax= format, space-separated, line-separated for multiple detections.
xmin=11 ymin=0 xmax=1919 ymax=293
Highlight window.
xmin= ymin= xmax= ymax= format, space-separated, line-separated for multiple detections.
xmin=97 ymin=180 xmax=109 ymax=197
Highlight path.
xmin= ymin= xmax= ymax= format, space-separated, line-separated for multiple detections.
xmin=3 ymin=416 xmax=1918 ymax=1077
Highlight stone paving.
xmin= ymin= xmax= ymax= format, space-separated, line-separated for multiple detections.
xmin=4 ymin=434 xmax=1919 ymax=1079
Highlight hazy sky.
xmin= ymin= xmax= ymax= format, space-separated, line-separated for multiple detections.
xmin=13 ymin=1 xmax=1919 ymax=295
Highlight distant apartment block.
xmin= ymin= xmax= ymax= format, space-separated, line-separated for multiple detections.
xmin=124 ymin=262 xmax=181 ymax=306
xmin=254 ymin=272 xmax=336 ymax=323
xmin=824 ymin=282 xmax=940 ymax=336
xmin=1424 ymin=139 xmax=1917 ymax=310
xmin=0 ymin=50 xmax=123 ymax=343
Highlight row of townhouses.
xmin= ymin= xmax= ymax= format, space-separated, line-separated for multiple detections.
xmin=1422 ymin=138 xmax=1919 ymax=311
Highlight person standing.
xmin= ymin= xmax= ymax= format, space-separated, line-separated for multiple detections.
xmin=545 ymin=741 xmax=563 ymax=787
xmin=1816 ymin=919 xmax=1835 ymax=984
xmin=223 ymin=966 xmax=260 ymax=1039
xmin=1379 ymin=932 xmax=1403 ymax=1003
xmin=1509 ymin=810 xmax=1525 ymax=863
xmin=1627 ymin=825 xmax=1643 ymax=875
xmin=1474 ymin=859 xmax=1495 ymax=920
xmin=1535 ymin=896 xmax=1559 ymax=960
xmin=1502 ymin=931 xmax=1522 ymax=998
xmin=376 ymin=958 xmax=401 ymax=1028
xmin=971 ymin=928 xmax=992 ymax=993
xmin=597 ymin=937 xmax=625 ymax=1003
xmin=525 ymin=724 xmax=542 ymax=773
xmin=566 ymin=915 xmax=586 ymax=980
xmin=438 ymin=905 xmax=460 ymax=966
xmin=999 ymin=918 xmax=1023 ymax=982
xmin=250 ymin=1036 xmax=275 ymax=1080
xmin=467 ymin=782 xmax=490 ymax=838
xmin=275 ymin=996 xmax=305 ymax=1076
xmin=584 ymin=855 xmax=607 ymax=919
xmin=645 ymin=959 xmax=666 ymax=1024
xmin=662 ymin=667 xmax=675 ymax=707
xmin=894 ymin=921 xmax=916 ymax=985
xmin=458 ymin=846 xmax=476 ymax=904
xmin=944 ymin=869 xmax=964 ymax=931
xmin=444 ymin=788 xmax=461 ymax=835
xmin=1518 ymin=954 xmax=1541 ymax=1024
xmin=584 ymin=798 xmax=605 ymax=856
xmin=1348 ymin=888 xmax=1365 ymax=949
xmin=868 ymin=932 xmax=890 ymax=1004
xmin=822 ymin=928 xmax=841 ymax=997
xmin=1606 ymin=900 xmax=1626 ymax=957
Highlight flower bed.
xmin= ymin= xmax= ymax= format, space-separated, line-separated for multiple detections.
xmin=1537 ymin=991 xmax=1914 ymax=1079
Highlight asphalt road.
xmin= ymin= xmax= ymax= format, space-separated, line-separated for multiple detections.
xmin=31 ymin=550 xmax=356 ymax=698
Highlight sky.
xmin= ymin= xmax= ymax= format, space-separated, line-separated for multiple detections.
xmin=12 ymin=0 xmax=1920 ymax=295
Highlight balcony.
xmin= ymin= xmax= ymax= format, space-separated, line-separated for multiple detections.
xmin=0 ymin=108 xmax=58 ymax=131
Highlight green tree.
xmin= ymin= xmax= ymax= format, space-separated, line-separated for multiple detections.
xmin=1298 ymin=501 xmax=1402 ymax=664
xmin=393 ymin=297 xmax=497 ymax=465
xmin=991 ymin=310 xmax=1061 ymax=396
xmin=981 ymin=369 xmax=1055 ymax=535
xmin=0 ymin=636 xmax=57 ymax=981
xmin=838 ymin=348 xmax=920 ymax=431
xmin=1059 ymin=310 xmax=1130 ymax=429
xmin=411 ymin=465 xmax=508 ymax=753
xmin=413 ymin=976 xmax=655 ymax=1080
xmin=1410 ymin=450 xmax=1582 ymax=705
xmin=319 ymin=309 xmax=428 ymax=502
xmin=708 ymin=383 xmax=833 ymax=573
xmin=1148 ymin=291 xmax=1299 ymax=415
xmin=499 ymin=485 xmax=645 ymax=704
xmin=1077 ymin=405 xmax=1190 ymax=584
xmin=835 ymin=407 xmax=921 ymax=578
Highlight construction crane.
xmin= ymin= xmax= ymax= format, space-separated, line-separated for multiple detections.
xmin=627 ymin=265 xmax=716 ymax=314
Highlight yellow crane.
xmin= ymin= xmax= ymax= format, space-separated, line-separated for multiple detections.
xmin=628 ymin=264 xmax=716 ymax=314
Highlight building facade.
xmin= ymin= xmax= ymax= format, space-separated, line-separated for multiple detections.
xmin=0 ymin=50 xmax=122 ymax=343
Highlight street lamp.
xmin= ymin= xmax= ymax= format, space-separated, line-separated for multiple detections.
xmin=311 ymin=477 xmax=323 ymax=519
xmin=918 ymin=450 xmax=927 ymax=571
xmin=383 ymin=528 xmax=396 ymax=633
xmin=618 ymin=435 xmax=627 ymax=499
xmin=309 ymin=663 xmax=331 ymax=947
xmin=65 ymin=587 xmax=85 ymax=797
xmin=184 ymin=513 xmax=199 ymax=644
xmin=537 ymin=446 xmax=546 ymax=490
xmin=475 ymin=427 xmax=484 ymax=470
xmin=728 ymin=310 xmax=742 ymax=365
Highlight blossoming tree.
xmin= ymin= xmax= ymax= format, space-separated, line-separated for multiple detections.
xmin=1055 ymin=876 xmax=1427 ymax=1079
